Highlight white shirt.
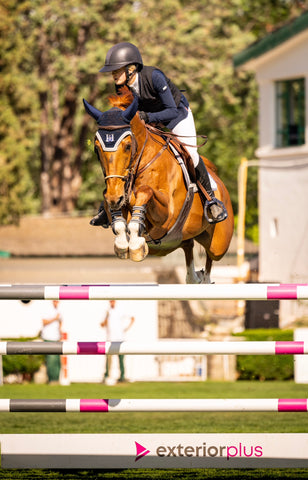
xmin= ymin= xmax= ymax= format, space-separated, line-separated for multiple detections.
xmin=105 ymin=304 xmax=128 ymax=342
xmin=41 ymin=303 xmax=62 ymax=341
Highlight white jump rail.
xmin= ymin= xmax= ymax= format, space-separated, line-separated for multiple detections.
xmin=0 ymin=283 xmax=308 ymax=300
xmin=0 ymin=340 xmax=307 ymax=355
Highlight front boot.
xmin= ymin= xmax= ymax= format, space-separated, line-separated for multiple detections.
xmin=195 ymin=157 xmax=228 ymax=224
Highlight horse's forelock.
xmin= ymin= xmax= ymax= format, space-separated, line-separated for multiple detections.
xmin=108 ymin=87 xmax=134 ymax=110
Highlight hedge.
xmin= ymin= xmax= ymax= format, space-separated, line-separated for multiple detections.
xmin=1 ymin=338 xmax=44 ymax=381
xmin=233 ymin=329 xmax=294 ymax=381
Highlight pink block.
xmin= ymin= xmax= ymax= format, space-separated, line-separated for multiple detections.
xmin=267 ymin=284 xmax=298 ymax=299
xmin=80 ymin=399 xmax=109 ymax=412
xmin=275 ymin=341 xmax=304 ymax=355
xmin=59 ymin=286 xmax=90 ymax=300
xmin=278 ymin=399 xmax=307 ymax=412
xmin=77 ymin=342 xmax=106 ymax=355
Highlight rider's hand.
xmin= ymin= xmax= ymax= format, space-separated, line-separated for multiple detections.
xmin=139 ymin=111 xmax=149 ymax=123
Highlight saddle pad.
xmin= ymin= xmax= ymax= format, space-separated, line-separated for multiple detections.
xmin=169 ymin=144 xmax=217 ymax=191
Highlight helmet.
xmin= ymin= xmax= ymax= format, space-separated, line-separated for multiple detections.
xmin=100 ymin=42 xmax=143 ymax=73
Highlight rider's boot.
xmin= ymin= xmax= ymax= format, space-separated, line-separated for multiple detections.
xmin=90 ymin=201 xmax=110 ymax=228
xmin=195 ymin=157 xmax=228 ymax=224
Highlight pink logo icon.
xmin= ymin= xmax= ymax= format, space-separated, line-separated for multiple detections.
xmin=135 ymin=441 xmax=150 ymax=462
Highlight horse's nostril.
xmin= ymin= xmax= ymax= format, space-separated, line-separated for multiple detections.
xmin=109 ymin=196 xmax=124 ymax=211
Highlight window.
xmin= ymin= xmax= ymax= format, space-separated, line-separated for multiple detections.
xmin=275 ymin=78 xmax=305 ymax=147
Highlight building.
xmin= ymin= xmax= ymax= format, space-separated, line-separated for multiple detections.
xmin=234 ymin=11 xmax=308 ymax=326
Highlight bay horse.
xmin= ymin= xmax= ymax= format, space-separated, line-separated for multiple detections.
xmin=84 ymin=89 xmax=233 ymax=283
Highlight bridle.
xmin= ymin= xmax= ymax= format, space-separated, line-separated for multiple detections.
xmin=95 ymin=124 xmax=149 ymax=202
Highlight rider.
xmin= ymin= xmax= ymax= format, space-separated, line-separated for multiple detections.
xmin=90 ymin=42 xmax=227 ymax=227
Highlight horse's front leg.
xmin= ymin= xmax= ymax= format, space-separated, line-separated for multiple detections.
xmin=128 ymin=185 xmax=169 ymax=262
xmin=128 ymin=204 xmax=149 ymax=262
xmin=111 ymin=210 xmax=129 ymax=259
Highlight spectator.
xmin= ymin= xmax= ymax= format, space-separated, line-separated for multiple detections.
xmin=101 ymin=300 xmax=134 ymax=383
xmin=40 ymin=300 xmax=63 ymax=384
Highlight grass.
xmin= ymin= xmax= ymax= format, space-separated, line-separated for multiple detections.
xmin=0 ymin=381 xmax=307 ymax=478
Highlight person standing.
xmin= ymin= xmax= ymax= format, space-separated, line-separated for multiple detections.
xmin=101 ymin=300 xmax=134 ymax=383
xmin=40 ymin=300 xmax=63 ymax=384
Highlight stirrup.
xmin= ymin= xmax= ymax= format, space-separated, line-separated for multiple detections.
xmin=204 ymin=198 xmax=228 ymax=224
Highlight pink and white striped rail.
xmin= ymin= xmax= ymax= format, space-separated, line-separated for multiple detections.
xmin=0 ymin=283 xmax=308 ymax=300
xmin=0 ymin=398 xmax=307 ymax=412
xmin=0 ymin=340 xmax=307 ymax=356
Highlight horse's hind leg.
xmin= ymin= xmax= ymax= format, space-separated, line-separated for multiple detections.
xmin=182 ymin=240 xmax=212 ymax=284
xmin=182 ymin=240 xmax=203 ymax=284
xmin=205 ymin=255 xmax=213 ymax=284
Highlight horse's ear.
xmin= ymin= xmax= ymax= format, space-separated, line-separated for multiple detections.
xmin=83 ymin=99 xmax=103 ymax=123
xmin=122 ymin=95 xmax=138 ymax=123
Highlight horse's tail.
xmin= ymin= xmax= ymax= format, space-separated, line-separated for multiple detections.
xmin=202 ymin=155 xmax=218 ymax=174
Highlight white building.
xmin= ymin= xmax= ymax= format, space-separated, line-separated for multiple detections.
xmin=234 ymin=11 xmax=308 ymax=325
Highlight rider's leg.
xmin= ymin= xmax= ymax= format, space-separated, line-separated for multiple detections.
xmin=172 ymin=109 xmax=227 ymax=224
xmin=90 ymin=201 xmax=110 ymax=228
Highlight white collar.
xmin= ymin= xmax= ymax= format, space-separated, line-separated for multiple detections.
xmin=129 ymin=73 xmax=139 ymax=96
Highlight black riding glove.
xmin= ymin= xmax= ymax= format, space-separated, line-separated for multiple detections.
xmin=139 ymin=111 xmax=149 ymax=123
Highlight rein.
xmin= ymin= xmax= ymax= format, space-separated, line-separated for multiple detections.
xmin=146 ymin=124 xmax=208 ymax=149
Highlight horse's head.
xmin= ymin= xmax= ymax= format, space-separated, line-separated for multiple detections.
xmin=83 ymin=88 xmax=143 ymax=211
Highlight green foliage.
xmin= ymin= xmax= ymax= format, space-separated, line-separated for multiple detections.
xmin=2 ymin=338 xmax=44 ymax=380
xmin=2 ymin=354 xmax=44 ymax=379
xmin=233 ymin=329 xmax=294 ymax=381
xmin=0 ymin=0 xmax=305 ymax=239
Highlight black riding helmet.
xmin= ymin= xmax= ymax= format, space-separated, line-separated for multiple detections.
xmin=100 ymin=42 xmax=143 ymax=73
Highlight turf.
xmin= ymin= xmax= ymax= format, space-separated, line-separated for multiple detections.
xmin=0 ymin=381 xmax=307 ymax=478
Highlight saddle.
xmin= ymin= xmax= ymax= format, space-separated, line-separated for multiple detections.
xmin=146 ymin=124 xmax=206 ymax=187
xmin=144 ymin=126 xmax=206 ymax=249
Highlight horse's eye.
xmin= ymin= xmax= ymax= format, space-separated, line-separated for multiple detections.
xmin=124 ymin=142 xmax=131 ymax=153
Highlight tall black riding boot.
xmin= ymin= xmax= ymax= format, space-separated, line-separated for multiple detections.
xmin=90 ymin=201 xmax=110 ymax=228
xmin=195 ymin=157 xmax=228 ymax=224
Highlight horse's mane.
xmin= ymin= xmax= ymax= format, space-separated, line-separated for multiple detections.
xmin=108 ymin=86 xmax=134 ymax=110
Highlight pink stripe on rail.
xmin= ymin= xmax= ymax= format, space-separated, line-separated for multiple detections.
xmin=59 ymin=286 xmax=90 ymax=300
xmin=278 ymin=399 xmax=307 ymax=412
xmin=275 ymin=341 xmax=304 ymax=355
xmin=77 ymin=342 xmax=106 ymax=355
xmin=80 ymin=399 xmax=109 ymax=412
xmin=267 ymin=284 xmax=298 ymax=299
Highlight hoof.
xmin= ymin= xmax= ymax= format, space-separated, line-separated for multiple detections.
xmin=129 ymin=239 xmax=149 ymax=262
xmin=114 ymin=238 xmax=129 ymax=259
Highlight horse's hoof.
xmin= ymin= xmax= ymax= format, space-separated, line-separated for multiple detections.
xmin=129 ymin=240 xmax=149 ymax=262
xmin=114 ymin=246 xmax=129 ymax=259
xmin=114 ymin=238 xmax=129 ymax=259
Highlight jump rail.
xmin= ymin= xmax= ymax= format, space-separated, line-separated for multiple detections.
xmin=0 ymin=340 xmax=307 ymax=355
xmin=1 ymin=283 xmax=308 ymax=300
xmin=0 ymin=398 xmax=307 ymax=412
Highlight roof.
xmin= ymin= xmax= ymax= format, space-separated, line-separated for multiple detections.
xmin=234 ymin=10 xmax=308 ymax=68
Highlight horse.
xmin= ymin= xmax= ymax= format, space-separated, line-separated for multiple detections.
xmin=84 ymin=89 xmax=234 ymax=284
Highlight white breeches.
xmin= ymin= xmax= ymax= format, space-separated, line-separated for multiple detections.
xmin=172 ymin=108 xmax=199 ymax=167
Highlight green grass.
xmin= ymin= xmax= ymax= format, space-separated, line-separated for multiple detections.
xmin=0 ymin=381 xmax=307 ymax=478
